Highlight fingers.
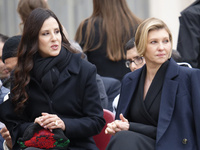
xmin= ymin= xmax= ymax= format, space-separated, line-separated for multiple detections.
xmin=105 ymin=123 xmax=116 ymax=135
xmin=105 ymin=115 xmax=130 ymax=135
xmin=0 ymin=126 xmax=7 ymax=134
xmin=105 ymin=127 xmax=115 ymax=136
xmin=0 ymin=127 xmax=11 ymax=140
xmin=105 ymin=121 xmax=121 ymax=135
xmin=119 ymin=113 xmax=128 ymax=123
xmin=34 ymin=113 xmax=65 ymax=131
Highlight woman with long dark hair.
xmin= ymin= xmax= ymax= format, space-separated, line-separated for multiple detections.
xmin=0 ymin=8 xmax=105 ymax=150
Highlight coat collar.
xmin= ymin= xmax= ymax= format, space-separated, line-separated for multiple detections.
xmin=65 ymin=53 xmax=82 ymax=75
xmin=30 ymin=52 xmax=83 ymax=90
xmin=56 ymin=53 xmax=82 ymax=86
xmin=156 ymin=58 xmax=179 ymax=143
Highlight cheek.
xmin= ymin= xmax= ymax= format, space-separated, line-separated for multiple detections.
xmin=39 ymin=40 xmax=45 ymax=49
xmin=166 ymin=45 xmax=172 ymax=54
xmin=144 ymin=48 xmax=152 ymax=57
xmin=38 ymin=37 xmax=49 ymax=49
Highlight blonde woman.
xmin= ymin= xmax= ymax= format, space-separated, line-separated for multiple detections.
xmin=105 ymin=17 xmax=200 ymax=150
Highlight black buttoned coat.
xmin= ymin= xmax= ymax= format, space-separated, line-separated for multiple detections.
xmin=0 ymin=53 xmax=105 ymax=150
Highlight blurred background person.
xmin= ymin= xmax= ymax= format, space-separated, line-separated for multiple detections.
xmin=0 ymin=35 xmax=21 ymax=150
xmin=17 ymin=0 xmax=70 ymax=40
xmin=0 ymin=34 xmax=11 ymax=150
xmin=171 ymin=49 xmax=192 ymax=68
xmin=2 ymin=35 xmax=21 ymax=77
xmin=0 ymin=81 xmax=9 ymax=150
xmin=0 ymin=34 xmax=10 ymax=150
xmin=177 ymin=0 xmax=200 ymax=69
xmin=17 ymin=0 xmax=49 ymax=33
xmin=75 ymin=0 xmax=141 ymax=112
xmin=0 ymin=34 xmax=10 ymax=88
xmin=112 ymin=37 xmax=145 ymax=115
xmin=125 ymin=37 xmax=145 ymax=72
xmin=74 ymin=0 xmax=142 ymax=81
xmin=171 ymin=49 xmax=183 ymax=62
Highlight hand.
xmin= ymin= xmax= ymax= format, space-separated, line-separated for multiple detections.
xmin=0 ymin=127 xmax=12 ymax=149
xmin=34 ymin=112 xmax=65 ymax=132
xmin=105 ymin=113 xmax=129 ymax=136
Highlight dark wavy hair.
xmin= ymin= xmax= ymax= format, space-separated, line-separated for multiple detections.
xmin=12 ymin=8 xmax=77 ymax=113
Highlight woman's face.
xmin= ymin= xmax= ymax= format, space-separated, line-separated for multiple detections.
xmin=145 ymin=28 xmax=171 ymax=66
xmin=38 ymin=17 xmax=62 ymax=58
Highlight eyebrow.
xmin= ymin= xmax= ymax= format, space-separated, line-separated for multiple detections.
xmin=127 ymin=56 xmax=140 ymax=60
xmin=40 ymin=27 xmax=60 ymax=32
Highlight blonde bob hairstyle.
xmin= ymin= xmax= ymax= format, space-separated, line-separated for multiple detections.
xmin=135 ymin=17 xmax=173 ymax=58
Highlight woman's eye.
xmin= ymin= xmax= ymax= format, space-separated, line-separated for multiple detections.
xmin=163 ymin=39 xmax=169 ymax=43
xmin=55 ymin=30 xmax=60 ymax=34
xmin=42 ymin=32 xmax=49 ymax=36
xmin=150 ymin=41 xmax=156 ymax=44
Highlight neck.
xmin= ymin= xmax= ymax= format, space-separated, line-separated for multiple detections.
xmin=146 ymin=63 xmax=161 ymax=82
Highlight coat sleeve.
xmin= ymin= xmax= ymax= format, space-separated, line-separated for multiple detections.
xmin=191 ymin=69 xmax=200 ymax=149
xmin=62 ymin=63 xmax=105 ymax=138
xmin=129 ymin=122 xmax=157 ymax=139
xmin=0 ymin=99 xmax=32 ymax=149
xmin=177 ymin=10 xmax=200 ymax=68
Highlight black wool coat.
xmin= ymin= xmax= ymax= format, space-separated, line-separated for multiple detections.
xmin=0 ymin=53 xmax=105 ymax=150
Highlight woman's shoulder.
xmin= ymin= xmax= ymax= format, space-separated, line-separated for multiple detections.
xmin=171 ymin=62 xmax=200 ymax=84
xmin=178 ymin=64 xmax=200 ymax=75
xmin=70 ymin=53 xmax=96 ymax=72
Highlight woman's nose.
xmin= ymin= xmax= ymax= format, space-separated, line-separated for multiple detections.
xmin=51 ymin=33 xmax=56 ymax=41
xmin=158 ymin=42 xmax=164 ymax=50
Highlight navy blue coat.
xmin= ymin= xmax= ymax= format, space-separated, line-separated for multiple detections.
xmin=116 ymin=58 xmax=200 ymax=150
xmin=0 ymin=53 xmax=105 ymax=150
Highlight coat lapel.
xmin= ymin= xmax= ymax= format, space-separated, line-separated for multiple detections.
xmin=116 ymin=67 xmax=143 ymax=119
xmin=54 ymin=53 xmax=81 ymax=88
xmin=156 ymin=59 xmax=179 ymax=143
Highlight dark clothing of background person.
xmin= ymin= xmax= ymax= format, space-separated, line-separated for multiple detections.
xmin=78 ymin=21 xmax=132 ymax=81
xmin=0 ymin=52 xmax=105 ymax=150
xmin=96 ymin=74 xmax=108 ymax=108
xmin=108 ymin=58 xmax=200 ymax=150
xmin=101 ymin=76 xmax=121 ymax=112
xmin=0 ymin=85 xmax=9 ymax=150
xmin=177 ymin=0 xmax=200 ymax=68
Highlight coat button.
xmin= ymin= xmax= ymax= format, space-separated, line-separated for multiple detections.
xmin=182 ymin=138 xmax=188 ymax=144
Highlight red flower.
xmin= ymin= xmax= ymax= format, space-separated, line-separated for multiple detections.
xmin=24 ymin=129 xmax=57 ymax=149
